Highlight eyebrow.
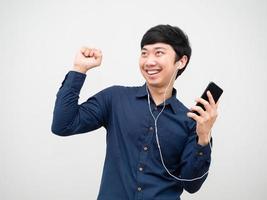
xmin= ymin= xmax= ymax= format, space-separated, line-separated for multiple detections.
xmin=141 ymin=47 xmax=167 ymax=51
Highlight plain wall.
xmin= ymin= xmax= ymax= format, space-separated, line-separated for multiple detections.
xmin=1 ymin=0 xmax=267 ymax=199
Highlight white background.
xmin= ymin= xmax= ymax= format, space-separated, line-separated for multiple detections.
xmin=1 ymin=0 xmax=266 ymax=199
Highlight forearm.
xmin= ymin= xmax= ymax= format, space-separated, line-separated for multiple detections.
xmin=179 ymin=136 xmax=212 ymax=193
xmin=51 ymin=71 xmax=86 ymax=135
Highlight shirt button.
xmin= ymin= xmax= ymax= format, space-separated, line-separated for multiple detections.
xmin=149 ymin=127 xmax=154 ymax=132
xmin=137 ymin=187 xmax=142 ymax=192
xmin=139 ymin=167 xmax=143 ymax=171
xmin=143 ymin=146 xmax=148 ymax=151
xmin=197 ymin=151 xmax=204 ymax=156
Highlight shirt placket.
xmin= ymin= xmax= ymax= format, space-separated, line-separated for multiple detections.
xmin=136 ymin=104 xmax=159 ymax=200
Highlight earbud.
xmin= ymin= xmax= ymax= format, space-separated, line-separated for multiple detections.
xmin=176 ymin=61 xmax=182 ymax=70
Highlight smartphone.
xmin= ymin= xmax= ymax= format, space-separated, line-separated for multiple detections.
xmin=193 ymin=82 xmax=223 ymax=116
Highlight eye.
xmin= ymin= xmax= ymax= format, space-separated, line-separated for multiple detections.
xmin=155 ymin=50 xmax=164 ymax=56
xmin=141 ymin=51 xmax=148 ymax=57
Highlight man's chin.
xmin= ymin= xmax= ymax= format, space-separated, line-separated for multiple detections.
xmin=145 ymin=79 xmax=164 ymax=88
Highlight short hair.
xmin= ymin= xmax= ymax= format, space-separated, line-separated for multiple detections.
xmin=140 ymin=24 xmax=191 ymax=79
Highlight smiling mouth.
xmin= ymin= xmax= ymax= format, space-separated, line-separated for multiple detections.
xmin=146 ymin=69 xmax=161 ymax=76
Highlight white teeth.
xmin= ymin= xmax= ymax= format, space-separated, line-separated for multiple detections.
xmin=147 ymin=70 xmax=160 ymax=75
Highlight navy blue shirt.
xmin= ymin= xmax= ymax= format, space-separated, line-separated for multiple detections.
xmin=51 ymin=71 xmax=212 ymax=200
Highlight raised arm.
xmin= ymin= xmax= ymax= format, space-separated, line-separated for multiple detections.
xmin=51 ymin=47 xmax=107 ymax=136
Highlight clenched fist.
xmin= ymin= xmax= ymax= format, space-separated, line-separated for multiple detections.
xmin=73 ymin=47 xmax=102 ymax=74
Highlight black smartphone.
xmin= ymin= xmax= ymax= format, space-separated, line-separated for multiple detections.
xmin=193 ymin=82 xmax=223 ymax=116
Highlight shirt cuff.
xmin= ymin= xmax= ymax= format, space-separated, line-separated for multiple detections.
xmin=60 ymin=71 xmax=87 ymax=93
xmin=194 ymin=137 xmax=212 ymax=159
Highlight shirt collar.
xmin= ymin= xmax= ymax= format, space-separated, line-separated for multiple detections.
xmin=135 ymin=83 xmax=148 ymax=98
xmin=136 ymin=83 xmax=179 ymax=114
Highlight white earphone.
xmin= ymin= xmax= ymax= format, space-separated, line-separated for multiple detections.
xmin=145 ymin=59 xmax=212 ymax=183
xmin=176 ymin=61 xmax=182 ymax=70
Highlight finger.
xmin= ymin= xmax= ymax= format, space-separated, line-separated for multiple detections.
xmin=84 ymin=49 xmax=91 ymax=57
xmin=215 ymin=100 xmax=220 ymax=109
xmin=89 ymin=48 xmax=97 ymax=57
xmin=190 ymin=105 xmax=207 ymax=117
xmin=94 ymin=49 xmax=102 ymax=58
xmin=195 ymin=97 xmax=212 ymax=113
xmin=81 ymin=47 xmax=87 ymax=53
xmin=187 ymin=111 xmax=202 ymax=122
xmin=207 ymin=91 xmax=216 ymax=107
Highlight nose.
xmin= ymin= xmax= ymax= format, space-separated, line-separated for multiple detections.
xmin=144 ymin=55 xmax=157 ymax=67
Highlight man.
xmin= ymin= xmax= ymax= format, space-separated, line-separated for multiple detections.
xmin=52 ymin=24 xmax=219 ymax=200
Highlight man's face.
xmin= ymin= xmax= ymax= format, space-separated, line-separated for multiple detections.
xmin=139 ymin=43 xmax=178 ymax=89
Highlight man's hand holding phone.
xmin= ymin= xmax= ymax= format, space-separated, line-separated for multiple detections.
xmin=187 ymin=91 xmax=219 ymax=146
xmin=187 ymin=82 xmax=223 ymax=146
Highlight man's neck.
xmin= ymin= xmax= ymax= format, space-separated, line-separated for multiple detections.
xmin=147 ymin=85 xmax=173 ymax=106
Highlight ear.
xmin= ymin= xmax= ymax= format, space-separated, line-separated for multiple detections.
xmin=175 ymin=55 xmax=188 ymax=70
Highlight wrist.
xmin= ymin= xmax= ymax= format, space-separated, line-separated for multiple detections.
xmin=73 ymin=65 xmax=88 ymax=74
xmin=197 ymin=136 xmax=210 ymax=146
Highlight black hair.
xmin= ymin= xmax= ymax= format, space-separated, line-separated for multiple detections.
xmin=140 ymin=24 xmax=191 ymax=79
